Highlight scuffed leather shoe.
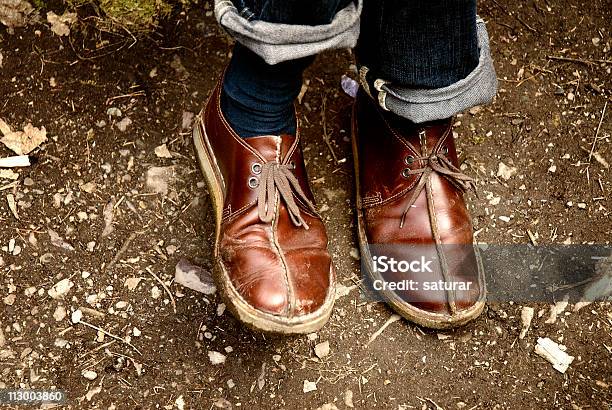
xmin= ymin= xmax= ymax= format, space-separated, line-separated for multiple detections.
xmin=192 ymin=80 xmax=335 ymax=334
xmin=352 ymin=91 xmax=486 ymax=329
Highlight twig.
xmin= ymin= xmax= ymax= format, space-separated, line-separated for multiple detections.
xmin=321 ymin=95 xmax=340 ymax=164
xmin=547 ymin=55 xmax=612 ymax=65
xmin=78 ymin=319 xmax=142 ymax=355
xmin=490 ymin=0 xmax=537 ymax=33
xmin=588 ymin=101 xmax=608 ymax=162
xmin=0 ymin=181 xmax=18 ymax=191
xmin=105 ymin=232 xmax=138 ymax=272
xmin=145 ymin=266 xmax=177 ymax=313
xmin=106 ymin=91 xmax=146 ymax=105
xmin=366 ymin=314 xmax=401 ymax=346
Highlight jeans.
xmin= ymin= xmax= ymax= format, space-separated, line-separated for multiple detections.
xmin=215 ymin=0 xmax=497 ymax=123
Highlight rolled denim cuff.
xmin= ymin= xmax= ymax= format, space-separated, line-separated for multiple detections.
xmin=214 ymin=0 xmax=362 ymax=65
xmin=375 ymin=18 xmax=498 ymax=123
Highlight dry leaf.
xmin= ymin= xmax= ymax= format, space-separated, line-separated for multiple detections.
xmin=0 ymin=169 xmax=19 ymax=180
xmin=0 ymin=0 xmax=34 ymax=29
xmin=46 ymin=11 xmax=77 ymax=36
xmin=154 ymin=144 xmax=173 ymax=159
xmin=1 ymin=123 xmax=47 ymax=155
xmin=48 ymin=229 xmax=75 ymax=251
xmin=101 ymin=198 xmax=115 ymax=237
xmin=79 ymin=181 xmax=96 ymax=193
xmin=145 ymin=166 xmax=177 ymax=195
xmin=175 ymin=258 xmax=216 ymax=295
xmin=124 ymin=277 xmax=143 ymax=291
xmin=0 ymin=118 xmax=11 ymax=136
xmin=6 ymin=194 xmax=18 ymax=219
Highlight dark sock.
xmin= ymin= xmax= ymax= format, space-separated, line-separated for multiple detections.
xmin=221 ymin=44 xmax=313 ymax=138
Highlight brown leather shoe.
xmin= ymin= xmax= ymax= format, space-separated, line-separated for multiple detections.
xmin=352 ymin=91 xmax=486 ymax=329
xmin=192 ymin=80 xmax=335 ymax=334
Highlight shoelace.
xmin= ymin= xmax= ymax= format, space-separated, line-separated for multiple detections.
xmin=399 ymin=151 xmax=476 ymax=228
xmin=256 ymin=161 xmax=318 ymax=229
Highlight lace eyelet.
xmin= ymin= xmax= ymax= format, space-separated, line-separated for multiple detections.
xmin=404 ymin=155 xmax=415 ymax=165
xmin=441 ymin=146 xmax=449 ymax=155
xmin=251 ymin=162 xmax=262 ymax=175
xmin=289 ymin=160 xmax=296 ymax=169
xmin=247 ymin=176 xmax=259 ymax=189
xmin=401 ymin=168 xmax=411 ymax=178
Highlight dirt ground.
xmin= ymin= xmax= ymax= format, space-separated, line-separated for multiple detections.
xmin=0 ymin=0 xmax=611 ymax=409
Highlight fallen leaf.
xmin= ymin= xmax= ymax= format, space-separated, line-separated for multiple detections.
xmin=145 ymin=166 xmax=177 ymax=195
xmin=101 ymin=198 xmax=115 ymax=237
xmin=0 ymin=123 xmax=47 ymax=155
xmin=0 ymin=0 xmax=33 ymax=29
xmin=303 ymin=380 xmax=317 ymax=393
xmin=208 ymin=351 xmax=226 ymax=365
xmin=0 ymin=118 xmax=11 ymax=135
xmin=124 ymin=277 xmax=143 ymax=291
xmin=48 ymin=229 xmax=75 ymax=251
xmin=79 ymin=181 xmax=96 ymax=193
xmin=47 ymin=11 xmax=77 ymax=36
xmin=344 ymin=390 xmax=354 ymax=408
xmin=85 ymin=385 xmax=101 ymax=401
xmin=257 ymin=363 xmax=266 ymax=390
xmin=181 ymin=111 xmax=194 ymax=130
xmin=519 ymin=306 xmax=534 ymax=339
xmin=545 ymin=296 xmax=569 ymax=324
xmin=497 ymin=162 xmax=517 ymax=180
xmin=6 ymin=194 xmax=18 ymax=219
xmin=116 ymin=117 xmax=132 ymax=132
xmin=175 ymin=258 xmax=216 ymax=295
xmin=0 ymin=169 xmax=19 ymax=180
xmin=154 ymin=144 xmax=173 ymax=159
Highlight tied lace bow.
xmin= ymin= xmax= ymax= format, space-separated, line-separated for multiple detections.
xmin=399 ymin=147 xmax=477 ymax=228
xmin=256 ymin=161 xmax=318 ymax=229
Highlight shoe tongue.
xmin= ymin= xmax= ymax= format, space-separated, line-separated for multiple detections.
xmin=244 ymin=134 xmax=296 ymax=163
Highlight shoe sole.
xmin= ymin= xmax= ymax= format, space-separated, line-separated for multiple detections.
xmin=192 ymin=114 xmax=335 ymax=334
xmin=350 ymin=105 xmax=486 ymax=329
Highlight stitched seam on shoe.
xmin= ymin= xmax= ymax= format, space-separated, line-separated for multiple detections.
xmin=270 ymin=136 xmax=294 ymax=317
xmin=223 ymin=200 xmax=256 ymax=223
xmin=422 ymin=127 xmax=457 ymax=315
xmin=427 ymin=181 xmax=457 ymax=315
xmin=361 ymin=193 xmax=382 ymax=207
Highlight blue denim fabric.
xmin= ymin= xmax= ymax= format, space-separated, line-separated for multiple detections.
xmin=221 ymin=0 xmax=485 ymax=136
xmin=357 ymin=0 xmax=479 ymax=89
xmin=221 ymin=0 xmax=352 ymax=137
xmin=231 ymin=0 xmax=354 ymax=25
